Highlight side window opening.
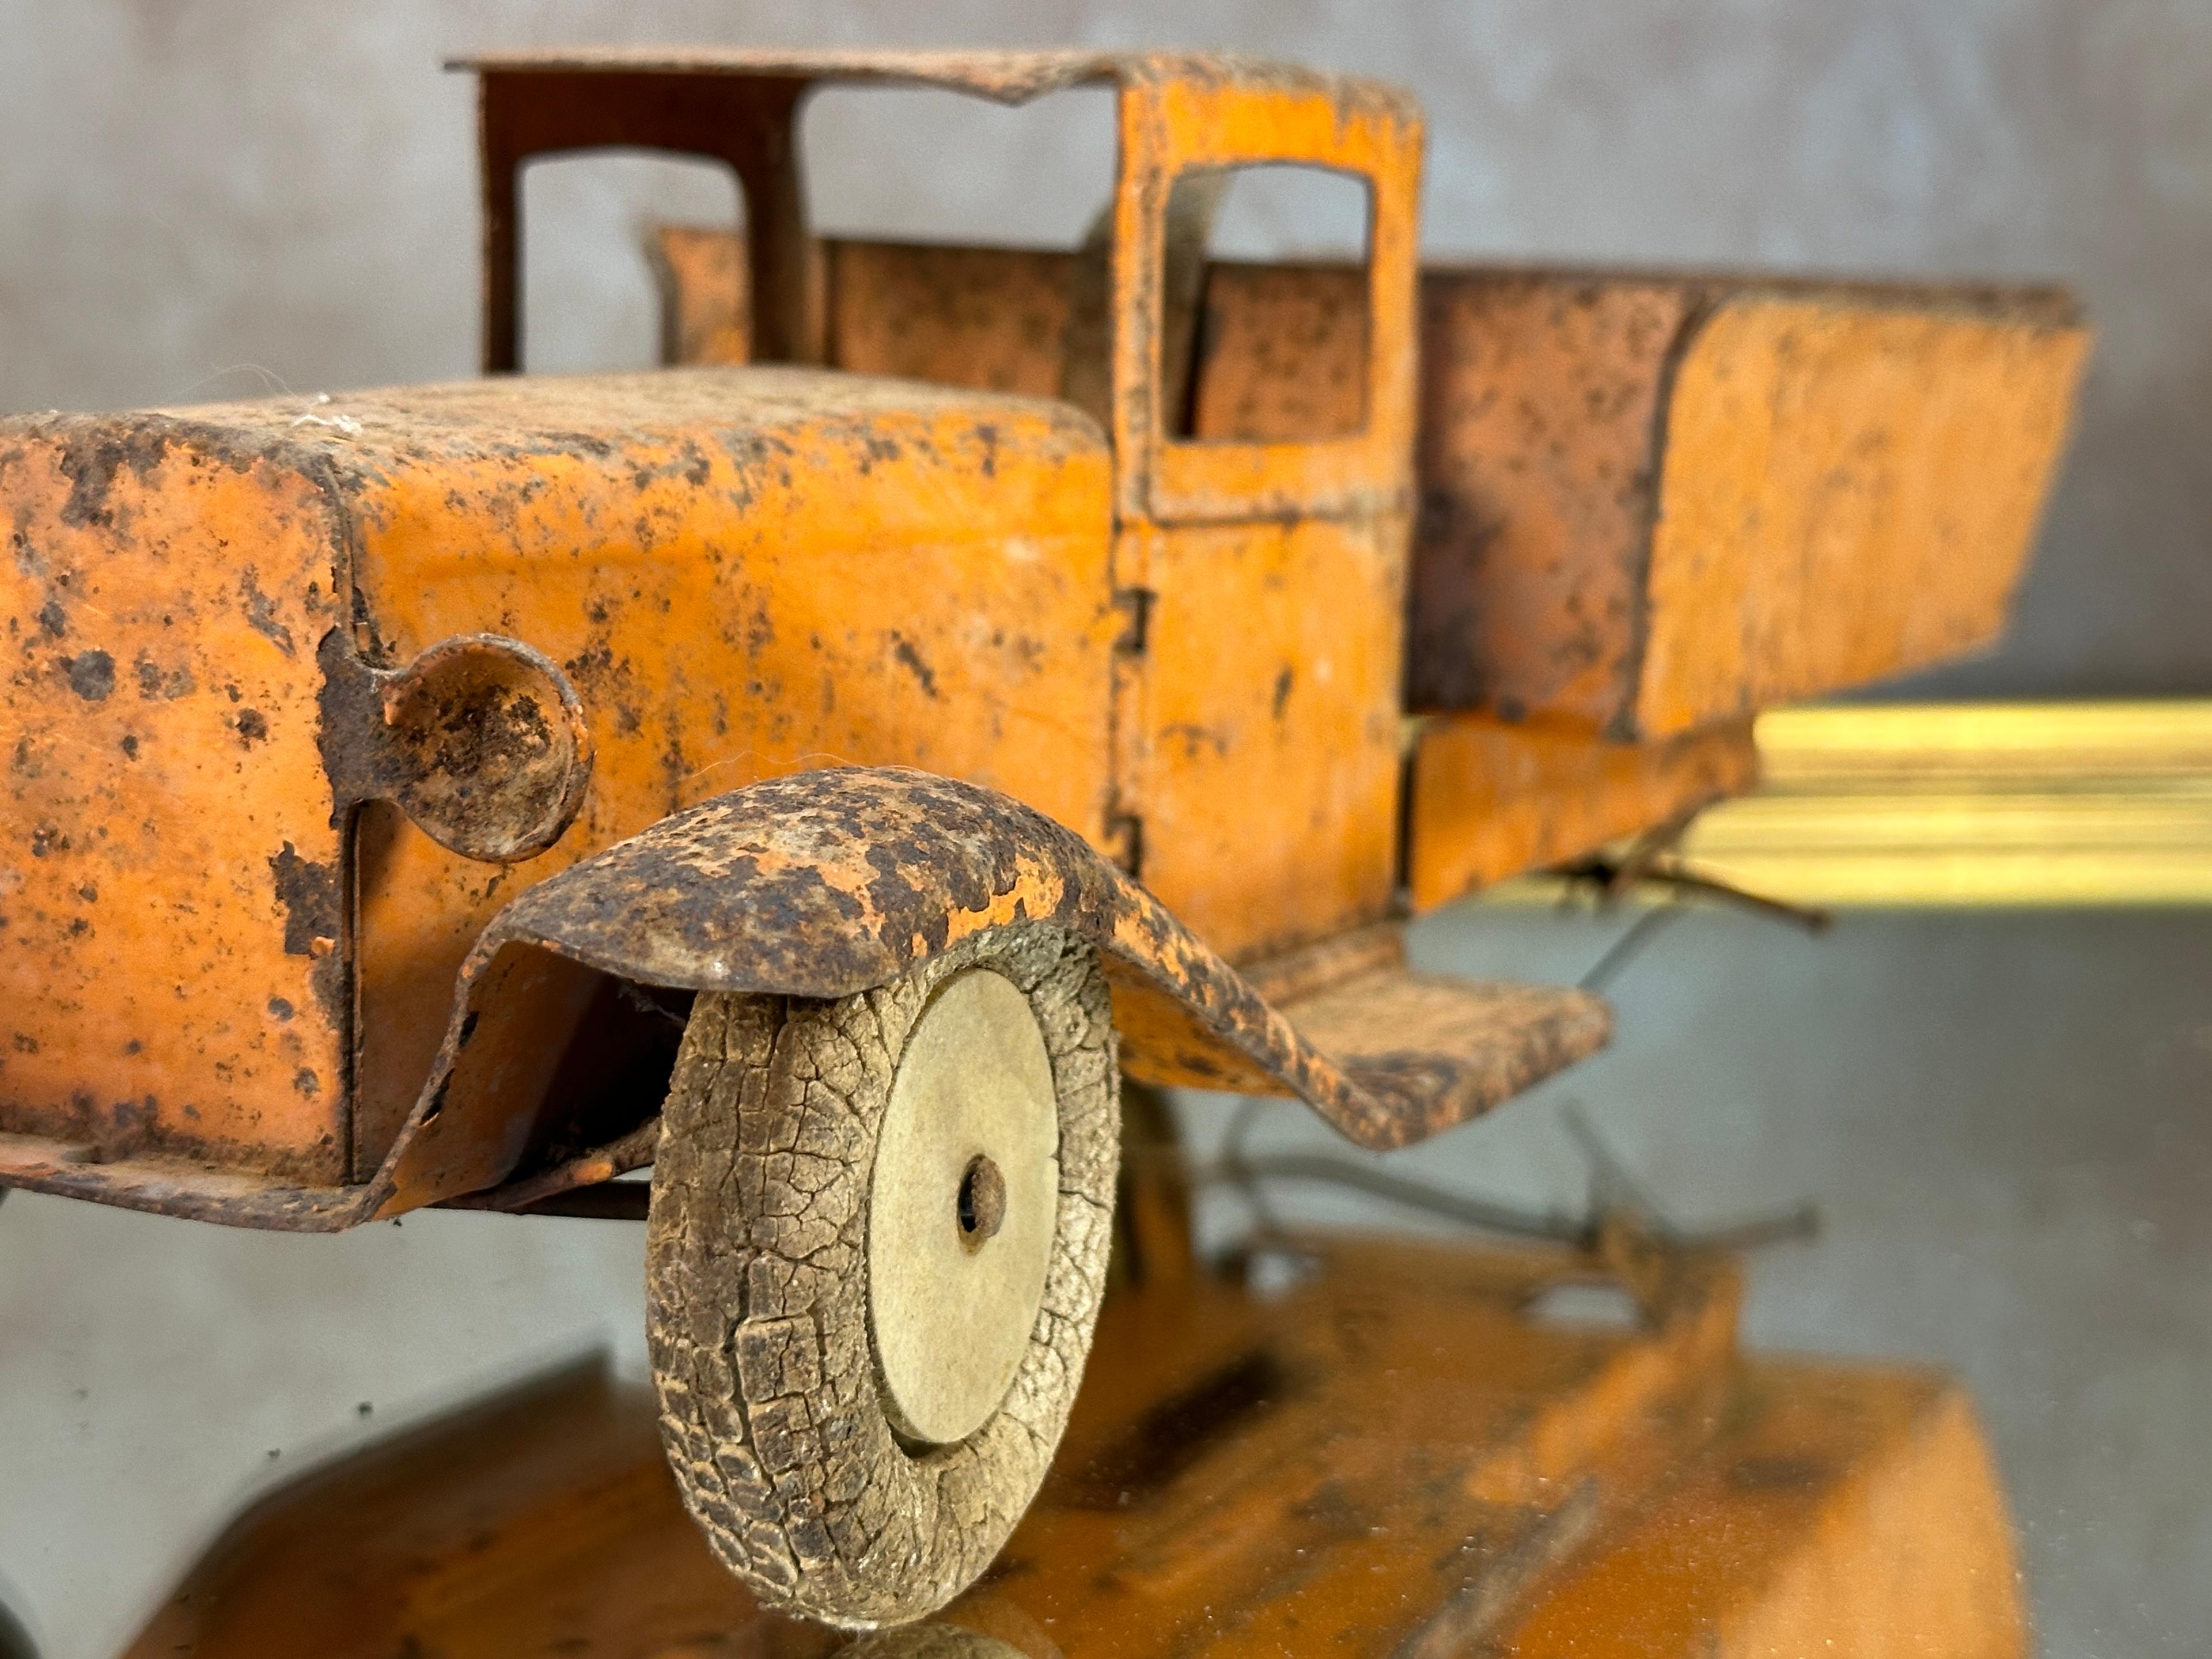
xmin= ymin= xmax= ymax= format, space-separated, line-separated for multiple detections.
xmin=521 ymin=153 xmax=744 ymax=374
xmin=1165 ymin=163 xmax=1374 ymax=442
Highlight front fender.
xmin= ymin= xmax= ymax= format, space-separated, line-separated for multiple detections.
xmin=366 ymin=768 xmax=1608 ymax=1215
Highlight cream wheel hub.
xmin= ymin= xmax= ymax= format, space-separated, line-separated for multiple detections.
xmin=869 ymin=968 xmax=1060 ymax=1446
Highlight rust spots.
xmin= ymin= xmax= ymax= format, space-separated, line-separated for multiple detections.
xmin=318 ymin=627 xmax=593 ymax=865
xmin=236 ymin=709 xmax=270 ymax=747
xmin=418 ymin=768 xmax=1605 ymax=1169
xmin=269 ymin=842 xmax=340 ymax=957
xmin=1405 ymin=268 xmax=2086 ymax=732
xmin=63 ymin=649 xmax=114 ymax=701
xmin=36 ymin=598 xmax=64 ymax=637
xmin=268 ymin=997 xmax=296 ymax=1021
xmin=888 ymin=632 xmax=939 ymax=699
xmin=407 ymin=679 xmax=551 ymax=789
xmin=1158 ymin=724 xmax=1228 ymax=760
xmin=240 ymin=569 xmax=298 ymax=657
xmin=53 ymin=422 xmax=172 ymax=529
xmin=134 ymin=652 xmax=196 ymax=699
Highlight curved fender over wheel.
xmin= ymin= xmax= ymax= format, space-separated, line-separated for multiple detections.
xmin=368 ymin=767 xmax=1611 ymax=1215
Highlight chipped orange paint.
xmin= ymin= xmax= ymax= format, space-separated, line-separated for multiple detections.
xmin=828 ymin=240 xmax=1079 ymax=401
xmin=1406 ymin=273 xmax=2089 ymax=737
xmin=1404 ymin=273 xmax=1695 ymax=722
xmin=1120 ymin=514 xmax=1407 ymax=957
xmin=0 ymin=426 xmax=350 ymax=1180
xmin=660 ymin=243 xmax=2085 ymax=908
xmin=661 ymin=240 xmax=2086 ymax=747
xmin=364 ymin=770 xmax=1605 ymax=1215
xmin=1104 ymin=65 xmax=1422 ymax=525
xmin=479 ymin=51 xmax=1429 ymax=969
xmin=340 ymin=370 xmax=1119 ymax=1168
xmin=1639 ymin=297 xmax=2092 ymax=732
xmin=651 ymin=221 xmax=1419 ymax=961
xmin=1101 ymin=63 xmax=1422 ymax=960
xmin=0 ymin=370 xmax=1120 ymax=1197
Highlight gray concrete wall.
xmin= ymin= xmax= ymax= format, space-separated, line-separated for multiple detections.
xmin=2 ymin=0 xmax=2209 ymax=693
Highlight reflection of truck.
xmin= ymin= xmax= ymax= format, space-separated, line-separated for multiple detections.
xmin=0 ymin=49 xmax=2084 ymax=1628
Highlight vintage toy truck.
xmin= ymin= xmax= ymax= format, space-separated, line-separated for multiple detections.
xmin=0 ymin=50 xmax=2084 ymax=1627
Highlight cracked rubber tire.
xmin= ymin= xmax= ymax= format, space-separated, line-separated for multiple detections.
xmin=646 ymin=923 xmax=1120 ymax=1627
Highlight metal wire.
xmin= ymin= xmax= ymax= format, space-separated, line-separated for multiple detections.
xmin=1184 ymin=1103 xmax=1820 ymax=1256
xmin=1578 ymin=900 xmax=1689 ymax=993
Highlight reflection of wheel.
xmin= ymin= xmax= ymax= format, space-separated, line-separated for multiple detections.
xmin=647 ymin=925 xmax=1119 ymax=1627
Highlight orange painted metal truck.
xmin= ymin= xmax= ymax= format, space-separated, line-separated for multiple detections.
xmin=0 ymin=50 xmax=2085 ymax=1625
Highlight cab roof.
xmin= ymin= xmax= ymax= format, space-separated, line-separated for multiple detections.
xmin=448 ymin=46 xmax=1416 ymax=119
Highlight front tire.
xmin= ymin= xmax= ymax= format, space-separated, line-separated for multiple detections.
xmin=646 ymin=924 xmax=1119 ymax=1627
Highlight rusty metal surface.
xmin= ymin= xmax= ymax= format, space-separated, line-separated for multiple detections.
xmin=444 ymin=930 xmax=1445 ymax=1222
xmin=319 ymin=630 xmax=593 ymax=865
xmin=1405 ymin=269 xmax=2089 ymax=736
xmin=1101 ymin=69 xmax=1422 ymax=959
xmin=1098 ymin=66 xmax=1423 ymax=528
xmin=119 ymin=1236 xmax=2024 ymax=1659
xmin=471 ymin=51 xmax=1415 ymax=376
xmin=0 ymin=412 xmax=354 ymax=1183
xmin=453 ymin=47 xmax=1413 ymax=109
xmin=1118 ymin=512 xmax=1409 ymax=959
xmin=372 ymin=767 xmax=1608 ymax=1215
xmin=0 ymin=49 xmax=1448 ymax=1228
xmin=331 ymin=368 xmax=1119 ymax=1181
xmin=657 ymin=227 xmax=2082 ymax=760
xmin=0 ymin=762 xmax=1604 ymax=1228
xmin=0 ymin=1131 xmax=362 ymax=1229
xmin=1635 ymin=294 xmax=2088 ymax=733
xmin=827 ymin=240 xmax=1081 ymax=401
xmin=497 ymin=57 xmax=1427 ymax=968
xmin=0 ymin=368 xmax=1123 ymax=1216
xmin=656 ymin=230 xmax=1416 ymax=960
xmin=520 ymin=60 xmax=1429 ymax=965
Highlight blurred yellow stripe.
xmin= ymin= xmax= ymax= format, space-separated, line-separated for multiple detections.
xmin=1505 ymin=701 xmax=2212 ymax=907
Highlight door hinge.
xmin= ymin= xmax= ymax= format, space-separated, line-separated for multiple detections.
xmin=1112 ymin=588 xmax=1154 ymax=657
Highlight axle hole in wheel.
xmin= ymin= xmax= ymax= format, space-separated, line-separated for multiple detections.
xmin=959 ymin=1154 xmax=1006 ymax=1249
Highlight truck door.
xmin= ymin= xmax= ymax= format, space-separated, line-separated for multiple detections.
xmin=1104 ymin=69 xmax=1423 ymax=962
